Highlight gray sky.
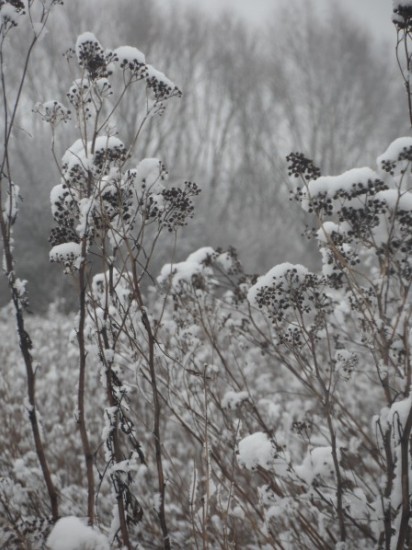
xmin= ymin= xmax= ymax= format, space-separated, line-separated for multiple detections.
xmin=163 ymin=0 xmax=394 ymax=43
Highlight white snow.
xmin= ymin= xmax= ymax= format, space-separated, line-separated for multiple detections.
xmin=146 ymin=65 xmax=174 ymax=87
xmin=13 ymin=277 xmax=27 ymax=298
xmin=158 ymin=261 xmax=206 ymax=289
xmin=95 ymin=78 xmax=112 ymax=97
xmin=146 ymin=64 xmax=181 ymax=99
xmin=238 ymin=432 xmax=274 ymax=470
xmin=376 ymin=189 xmax=412 ymax=211
xmin=50 ymin=183 xmax=78 ymax=218
xmin=113 ymin=45 xmax=145 ymax=66
xmin=307 ymin=167 xmax=379 ymax=199
xmin=316 ymin=221 xmax=351 ymax=243
xmin=62 ymin=139 xmax=84 ymax=165
xmin=215 ymin=251 xmax=234 ymax=272
xmin=247 ymin=262 xmax=309 ymax=306
xmin=93 ymin=135 xmax=124 ymax=155
xmin=76 ymin=197 xmax=95 ymax=238
xmin=130 ymin=158 xmax=166 ymax=193
xmin=295 ymin=446 xmax=337 ymax=485
xmin=91 ymin=269 xmax=131 ymax=308
xmin=158 ymin=247 xmax=215 ymax=289
xmin=49 ymin=242 xmax=82 ymax=265
xmin=377 ymin=137 xmax=412 ymax=168
xmin=61 ymin=139 xmax=90 ymax=175
xmin=69 ymin=78 xmax=89 ymax=93
xmin=222 ymin=390 xmax=249 ymax=410
xmin=61 ymin=136 xmax=125 ymax=175
xmin=186 ymin=247 xmax=215 ymax=264
xmin=46 ymin=516 xmax=109 ymax=550
xmin=75 ymin=32 xmax=102 ymax=65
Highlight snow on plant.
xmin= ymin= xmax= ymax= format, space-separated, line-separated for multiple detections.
xmin=237 ymin=432 xmax=277 ymax=470
xmin=35 ymin=27 xmax=198 ymax=549
xmin=276 ymin=139 xmax=412 ymax=546
xmin=47 ymin=516 xmax=110 ymax=550
xmin=3 ymin=2 xmax=412 ymax=549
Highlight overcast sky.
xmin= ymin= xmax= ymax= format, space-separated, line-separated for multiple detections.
xmin=160 ymin=0 xmax=394 ymax=43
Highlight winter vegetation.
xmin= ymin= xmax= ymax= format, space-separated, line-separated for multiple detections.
xmin=1 ymin=0 xmax=412 ymax=548
xmin=0 ymin=0 xmax=405 ymax=310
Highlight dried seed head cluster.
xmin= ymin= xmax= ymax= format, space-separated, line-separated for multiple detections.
xmin=286 ymin=152 xmax=321 ymax=182
xmin=34 ymin=100 xmax=71 ymax=125
xmin=41 ymin=33 xmax=195 ymax=270
xmin=287 ymin=152 xmax=322 ymax=203
xmin=146 ymin=65 xmax=182 ymax=102
xmin=393 ymin=1 xmax=412 ymax=28
xmin=249 ymin=264 xmax=328 ymax=323
xmin=0 ymin=0 xmax=25 ymax=33
xmin=380 ymin=145 xmax=412 ymax=175
xmin=159 ymin=181 xmax=201 ymax=232
xmin=75 ymin=32 xmax=111 ymax=79
xmin=112 ymin=46 xmax=147 ymax=80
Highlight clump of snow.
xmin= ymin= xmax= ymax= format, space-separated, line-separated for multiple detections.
xmin=61 ymin=136 xmax=126 ymax=178
xmin=49 ymin=242 xmax=82 ymax=267
xmin=316 ymin=221 xmax=351 ymax=243
xmin=377 ymin=137 xmax=412 ymax=178
xmin=113 ymin=45 xmax=146 ymax=79
xmin=186 ymin=247 xmax=216 ymax=265
xmin=158 ymin=262 xmax=204 ymax=290
xmin=91 ymin=269 xmax=131 ymax=308
xmin=76 ymin=32 xmax=99 ymax=55
xmin=222 ymin=390 xmax=249 ymax=410
xmin=146 ymin=64 xmax=182 ymax=101
xmin=237 ymin=432 xmax=275 ymax=470
xmin=62 ymin=138 xmax=85 ymax=167
xmin=295 ymin=446 xmax=337 ymax=485
xmin=46 ymin=516 xmax=109 ymax=550
xmin=247 ymin=262 xmax=308 ymax=307
xmin=306 ymin=167 xmax=379 ymax=200
xmin=50 ymin=183 xmax=78 ymax=222
xmin=378 ymin=137 xmax=412 ymax=163
xmin=93 ymin=136 xmax=125 ymax=156
xmin=158 ymin=247 xmax=216 ymax=290
xmin=76 ymin=197 xmax=95 ymax=238
xmin=215 ymin=251 xmax=235 ymax=272
xmin=75 ymin=32 xmax=103 ymax=66
xmin=375 ymin=189 xmax=412 ymax=211
xmin=95 ymin=78 xmax=112 ymax=97
xmin=13 ymin=277 xmax=27 ymax=299
xmin=126 ymin=158 xmax=167 ymax=194
xmin=61 ymin=139 xmax=90 ymax=178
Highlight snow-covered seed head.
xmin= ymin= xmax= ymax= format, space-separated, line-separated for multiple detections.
xmin=75 ymin=32 xmax=110 ymax=79
xmin=146 ymin=64 xmax=182 ymax=102
xmin=393 ymin=1 xmax=412 ymax=28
